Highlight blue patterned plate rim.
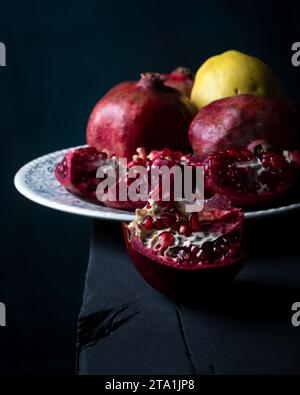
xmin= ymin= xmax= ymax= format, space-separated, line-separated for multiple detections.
xmin=14 ymin=146 xmax=300 ymax=221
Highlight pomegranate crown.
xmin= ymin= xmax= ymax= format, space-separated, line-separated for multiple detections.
xmin=171 ymin=67 xmax=194 ymax=79
xmin=138 ymin=72 xmax=166 ymax=90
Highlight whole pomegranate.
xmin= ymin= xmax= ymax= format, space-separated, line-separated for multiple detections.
xmin=162 ymin=67 xmax=194 ymax=97
xmin=123 ymin=195 xmax=245 ymax=297
xmin=189 ymin=94 xmax=300 ymax=159
xmin=203 ymin=145 xmax=300 ymax=207
xmin=87 ymin=73 xmax=197 ymax=159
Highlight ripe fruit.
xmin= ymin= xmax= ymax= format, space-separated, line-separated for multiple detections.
xmin=189 ymin=94 xmax=300 ymax=159
xmin=103 ymin=147 xmax=201 ymax=211
xmin=191 ymin=50 xmax=285 ymax=109
xmin=54 ymin=147 xmax=109 ymax=203
xmin=55 ymin=147 xmax=201 ymax=211
xmin=86 ymin=73 xmax=197 ymax=159
xmin=123 ymin=195 xmax=245 ymax=297
xmin=162 ymin=67 xmax=194 ymax=97
xmin=203 ymin=146 xmax=300 ymax=207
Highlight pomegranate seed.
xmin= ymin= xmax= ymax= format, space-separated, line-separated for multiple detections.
xmin=189 ymin=213 xmax=200 ymax=232
xmin=179 ymin=223 xmax=192 ymax=237
xmin=133 ymin=158 xmax=146 ymax=166
xmin=158 ymin=232 xmax=174 ymax=249
xmin=190 ymin=245 xmax=200 ymax=256
xmin=159 ymin=213 xmax=176 ymax=227
xmin=142 ymin=216 xmax=153 ymax=230
xmin=153 ymin=219 xmax=164 ymax=230
xmin=227 ymin=149 xmax=237 ymax=158
xmin=162 ymin=148 xmax=173 ymax=157
xmin=261 ymin=158 xmax=270 ymax=168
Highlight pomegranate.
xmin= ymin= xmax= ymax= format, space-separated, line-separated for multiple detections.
xmin=162 ymin=67 xmax=194 ymax=97
xmin=55 ymin=147 xmax=201 ymax=211
xmin=54 ymin=147 xmax=111 ymax=203
xmin=86 ymin=73 xmax=197 ymax=159
xmin=203 ymin=145 xmax=300 ymax=207
xmin=189 ymin=94 xmax=300 ymax=159
xmin=102 ymin=147 xmax=201 ymax=211
xmin=123 ymin=195 xmax=245 ymax=297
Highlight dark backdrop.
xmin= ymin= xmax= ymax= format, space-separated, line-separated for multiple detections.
xmin=0 ymin=0 xmax=299 ymax=374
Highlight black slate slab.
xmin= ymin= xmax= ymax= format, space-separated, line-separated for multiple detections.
xmin=77 ymin=212 xmax=300 ymax=375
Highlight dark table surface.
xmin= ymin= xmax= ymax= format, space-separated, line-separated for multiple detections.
xmin=77 ymin=211 xmax=300 ymax=375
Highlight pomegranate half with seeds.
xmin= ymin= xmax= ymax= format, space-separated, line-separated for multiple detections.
xmin=203 ymin=145 xmax=300 ymax=207
xmin=123 ymin=195 xmax=245 ymax=297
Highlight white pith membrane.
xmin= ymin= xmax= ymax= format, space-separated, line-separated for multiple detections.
xmin=128 ymin=196 xmax=244 ymax=268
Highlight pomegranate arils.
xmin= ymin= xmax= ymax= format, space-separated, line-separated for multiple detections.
xmin=55 ymin=158 xmax=68 ymax=178
xmin=142 ymin=216 xmax=153 ymax=230
xmin=54 ymin=146 xmax=112 ymax=203
xmin=157 ymin=232 xmax=175 ymax=251
xmin=204 ymin=147 xmax=299 ymax=207
xmin=190 ymin=245 xmax=200 ymax=256
xmin=189 ymin=213 xmax=200 ymax=231
xmin=179 ymin=223 xmax=192 ymax=237
xmin=153 ymin=219 xmax=164 ymax=230
xmin=132 ymin=157 xmax=146 ymax=167
xmin=124 ymin=196 xmax=245 ymax=296
xmin=159 ymin=213 xmax=176 ymax=227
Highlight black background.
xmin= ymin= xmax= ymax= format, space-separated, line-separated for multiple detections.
xmin=0 ymin=0 xmax=300 ymax=374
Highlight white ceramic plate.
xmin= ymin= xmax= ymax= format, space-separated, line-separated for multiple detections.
xmin=14 ymin=146 xmax=300 ymax=221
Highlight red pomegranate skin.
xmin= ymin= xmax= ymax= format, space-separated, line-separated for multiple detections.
xmin=123 ymin=224 xmax=244 ymax=298
xmin=87 ymin=73 xmax=197 ymax=160
xmin=162 ymin=67 xmax=194 ymax=97
xmin=189 ymin=94 xmax=300 ymax=159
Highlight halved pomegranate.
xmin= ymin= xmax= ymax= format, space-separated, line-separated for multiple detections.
xmin=123 ymin=195 xmax=245 ymax=297
xmin=54 ymin=147 xmax=111 ymax=203
xmin=203 ymin=145 xmax=300 ymax=207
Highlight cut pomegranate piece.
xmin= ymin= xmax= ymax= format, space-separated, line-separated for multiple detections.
xmin=103 ymin=147 xmax=202 ymax=211
xmin=55 ymin=147 xmax=202 ymax=211
xmin=123 ymin=195 xmax=245 ymax=297
xmin=203 ymin=146 xmax=300 ymax=207
xmin=54 ymin=147 xmax=110 ymax=203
